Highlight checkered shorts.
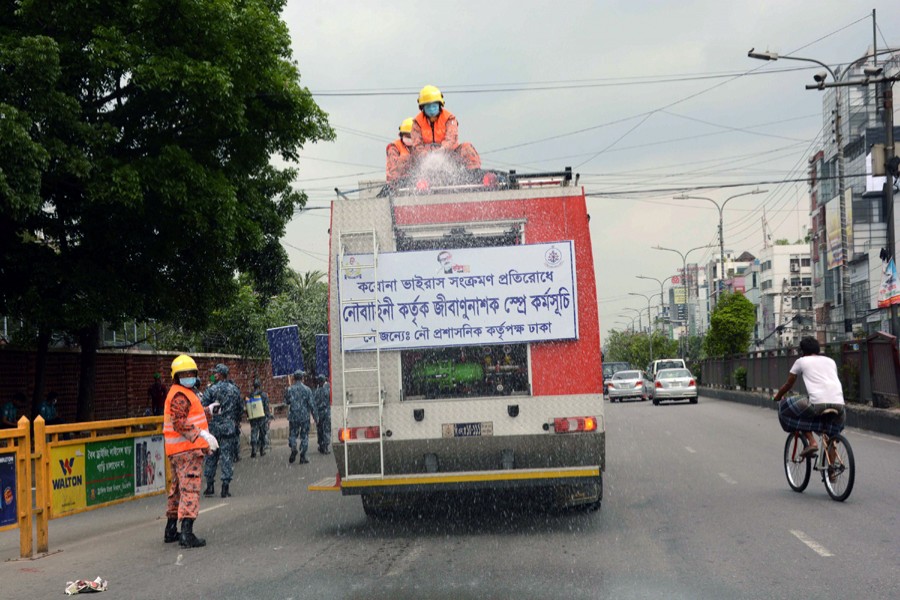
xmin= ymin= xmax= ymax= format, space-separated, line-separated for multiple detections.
xmin=778 ymin=395 xmax=845 ymax=437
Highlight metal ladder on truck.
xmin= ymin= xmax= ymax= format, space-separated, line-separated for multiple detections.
xmin=338 ymin=229 xmax=385 ymax=480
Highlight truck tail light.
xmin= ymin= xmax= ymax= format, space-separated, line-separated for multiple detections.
xmin=553 ymin=416 xmax=598 ymax=434
xmin=338 ymin=426 xmax=380 ymax=442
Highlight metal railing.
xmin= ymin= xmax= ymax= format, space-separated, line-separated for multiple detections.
xmin=700 ymin=332 xmax=900 ymax=408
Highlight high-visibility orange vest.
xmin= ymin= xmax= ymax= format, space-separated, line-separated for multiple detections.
xmin=414 ymin=109 xmax=454 ymax=145
xmin=163 ymin=384 xmax=209 ymax=456
xmin=392 ymin=139 xmax=409 ymax=156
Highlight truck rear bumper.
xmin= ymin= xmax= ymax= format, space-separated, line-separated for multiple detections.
xmin=336 ymin=465 xmax=600 ymax=495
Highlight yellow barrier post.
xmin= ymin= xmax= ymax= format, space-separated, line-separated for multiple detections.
xmin=16 ymin=416 xmax=33 ymax=558
xmin=33 ymin=415 xmax=49 ymax=555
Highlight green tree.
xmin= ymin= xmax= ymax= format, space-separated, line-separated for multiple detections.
xmin=704 ymin=292 xmax=756 ymax=357
xmin=603 ymin=329 xmax=679 ymax=370
xmin=0 ymin=2 xmax=333 ymax=418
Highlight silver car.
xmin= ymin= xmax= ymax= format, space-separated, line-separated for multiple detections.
xmin=652 ymin=368 xmax=698 ymax=405
xmin=607 ymin=370 xmax=651 ymax=403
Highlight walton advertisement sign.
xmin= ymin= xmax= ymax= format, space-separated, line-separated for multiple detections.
xmin=50 ymin=436 xmax=165 ymax=517
xmin=0 ymin=453 xmax=17 ymax=528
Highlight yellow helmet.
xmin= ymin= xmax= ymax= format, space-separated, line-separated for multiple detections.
xmin=399 ymin=117 xmax=414 ymax=134
xmin=417 ymin=85 xmax=444 ymax=107
xmin=171 ymin=354 xmax=198 ymax=378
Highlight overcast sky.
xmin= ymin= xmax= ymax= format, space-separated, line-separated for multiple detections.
xmin=278 ymin=0 xmax=896 ymax=341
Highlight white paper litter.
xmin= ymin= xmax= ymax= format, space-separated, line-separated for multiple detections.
xmin=64 ymin=576 xmax=108 ymax=595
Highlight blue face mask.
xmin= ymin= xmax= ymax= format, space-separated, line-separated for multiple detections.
xmin=423 ymin=103 xmax=440 ymax=118
xmin=180 ymin=377 xmax=197 ymax=388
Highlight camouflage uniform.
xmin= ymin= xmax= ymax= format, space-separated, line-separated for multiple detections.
xmin=202 ymin=377 xmax=243 ymax=492
xmin=284 ymin=373 xmax=315 ymax=463
xmin=314 ymin=379 xmax=331 ymax=454
xmin=165 ymin=391 xmax=208 ymax=521
xmin=248 ymin=386 xmax=271 ymax=457
xmin=167 ymin=449 xmax=204 ymax=520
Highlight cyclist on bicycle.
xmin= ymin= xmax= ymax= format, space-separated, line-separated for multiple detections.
xmin=773 ymin=336 xmax=846 ymax=458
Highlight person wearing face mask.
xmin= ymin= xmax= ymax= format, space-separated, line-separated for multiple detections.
xmin=386 ymin=117 xmax=415 ymax=182
xmin=410 ymin=85 xmax=481 ymax=169
xmin=163 ymin=354 xmax=219 ymax=548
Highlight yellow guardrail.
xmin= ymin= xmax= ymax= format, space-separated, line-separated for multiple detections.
xmin=0 ymin=417 xmax=33 ymax=558
xmin=32 ymin=415 xmax=166 ymax=556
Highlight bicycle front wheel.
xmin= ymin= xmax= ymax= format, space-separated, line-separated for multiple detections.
xmin=784 ymin=432 xmax=811 ymax=493
xmin=824 ymin=434 xmax=855 ymax=502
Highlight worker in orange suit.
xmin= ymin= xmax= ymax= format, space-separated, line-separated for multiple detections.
xmin=163 ymin=354 xmax=219 ymax=548
xmin=410 ymin=85 xmax=481 ymax=169
xmin=386 ymin=117 xmax=415 ymax=182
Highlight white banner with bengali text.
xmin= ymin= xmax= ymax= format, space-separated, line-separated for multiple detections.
xmin=338 ymin=242 xmax=578 ymax=351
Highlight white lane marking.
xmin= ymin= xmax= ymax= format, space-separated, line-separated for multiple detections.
xmin=791 ymin=530 xmax=834 ymax=557
xmin=386 ymin=543 xmax=424 ymax=577
xmin=684 ymin=446 xmax=696 ymax=454
xmin=199 ymin=503 xmax=228 ymax=514
xmin=852 ymin=431 xmax=900 ymax=445
xmin=718 ymin=472 xmax=737 ymax=485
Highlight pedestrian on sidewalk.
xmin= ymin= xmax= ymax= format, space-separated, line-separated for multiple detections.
xmin=148 ymin=372 xmax=168 ymax=416
xmin=202 ymin=364 xmax=242 ymax=498
xmin=314 ymin=375 xmax=331 ymax=454
xmin=247 ymin=378 xmax=271 ymax=457
xmin=284 ymin=369 xmax=315 ymax=464
xmin=163 ymin=354 xmax=219 ymax=548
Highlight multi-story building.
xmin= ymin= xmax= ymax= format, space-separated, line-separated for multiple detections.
xmin=808 ymin=49 xmax=900 ymax=341
xmin=756 ymin=244 xmax=814 ymax=349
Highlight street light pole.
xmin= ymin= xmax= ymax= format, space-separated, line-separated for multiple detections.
xmin=622 ymin=307 xmax=642 ymax=333
xmin=749 ymin=49 xmax=851 ymax=338
xmin=674 ymin=188 xmax=767 ymax=295
xmin=629 ymin=292 xmax=656 ymax=363
xmin=653 ymin=244 xmax=715 ymax=359
xmin=637 ymin=274 xmax=676 ymax=334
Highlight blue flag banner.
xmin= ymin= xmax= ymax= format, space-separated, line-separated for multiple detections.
xmin=315 ymin=334 xmax=330 ymax=379
xmin=266 ymin=325 xmax=304 ymax=377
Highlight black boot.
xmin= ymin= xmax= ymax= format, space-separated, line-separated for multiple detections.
xmin=251 ymin=445 xmax=257 ymax=458
xmin=179 ymin=518 xmax=206 ymax=548
xmin=164 ymin=518 xmax=179 ymax=543
xmin=203 ymin=482 xmax=215 ymax=497
xmin=289 ymin=449 xmax=297 ymax=463
xmin=259 ymin=445 xmax=266 ymax=457
xmin=220 ymin=483 xmax=231 ymax=498
xmin=299 ymin=453 xmax=309 ymax=464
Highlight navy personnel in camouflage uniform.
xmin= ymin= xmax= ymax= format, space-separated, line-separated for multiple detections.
xmin=284 ymin=369 xmax=315 ymax=464
xmin=314 ymin=374 xmax=331 ymax=454
xmin=202 ymin=364 xmax=243 ymax=498
xmin=248 ymin=379 xmax=271 ymax=457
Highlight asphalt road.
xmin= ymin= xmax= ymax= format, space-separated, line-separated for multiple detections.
xmin=2 ymin=397 xmax=899 ymax=599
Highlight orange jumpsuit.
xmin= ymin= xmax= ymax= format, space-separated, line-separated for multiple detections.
xmin=411 ymin=109 xmax=481 ymax=169
xmin=386 ymin=138 xmax=412 ymax=182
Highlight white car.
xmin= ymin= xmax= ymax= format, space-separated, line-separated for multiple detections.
xmin=606 ymin=370 xmax=651 ymax=403
xmin=651 ymin=368 xmax=698 ymax=405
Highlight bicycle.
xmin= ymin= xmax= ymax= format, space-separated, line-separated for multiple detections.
xmin=783 ymin=408 xmax=855 ymax=502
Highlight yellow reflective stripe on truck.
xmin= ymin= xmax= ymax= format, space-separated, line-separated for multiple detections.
xmin=340 ymin=466 xmax=600 ymax=489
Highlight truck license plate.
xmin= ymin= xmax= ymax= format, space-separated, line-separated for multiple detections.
xmin=442 ymin=422 xmax=493 ymax=438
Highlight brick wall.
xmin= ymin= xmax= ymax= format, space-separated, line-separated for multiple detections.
xmin=0 ymin=349 xmax=286 ymax=422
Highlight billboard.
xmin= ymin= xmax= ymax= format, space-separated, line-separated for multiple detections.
xmin=266 ymin=325 xmax=304 ymax=377
xmin=825 ymin=191 xmax=854 ymax=270
xmin=0 ymin=453 xmax=16 ymax=527
xmin=338 ymin=242 xmax=578 ymax=351
xmin=50 ymin=436 xmax=165 ymax=517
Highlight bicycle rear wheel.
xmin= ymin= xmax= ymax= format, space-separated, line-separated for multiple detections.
xmin=784 ymin=432 xmax=811 ymax=492
xmin=823 ymin=434 xmax=855 ymax=502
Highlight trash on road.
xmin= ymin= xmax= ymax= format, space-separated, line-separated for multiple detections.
xmin=64 ymin=577 xmax=108 ymax=595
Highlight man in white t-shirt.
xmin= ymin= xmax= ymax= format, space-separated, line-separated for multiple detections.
xmin=773 ymin=337 xmax=846 ymax=457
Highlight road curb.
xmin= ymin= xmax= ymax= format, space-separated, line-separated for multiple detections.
xmin=700 ymin=386 xmax=900 ymax=438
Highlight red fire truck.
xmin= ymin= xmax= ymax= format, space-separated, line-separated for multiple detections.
xmin=310 ymin=164 xmax=604 ymax=515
